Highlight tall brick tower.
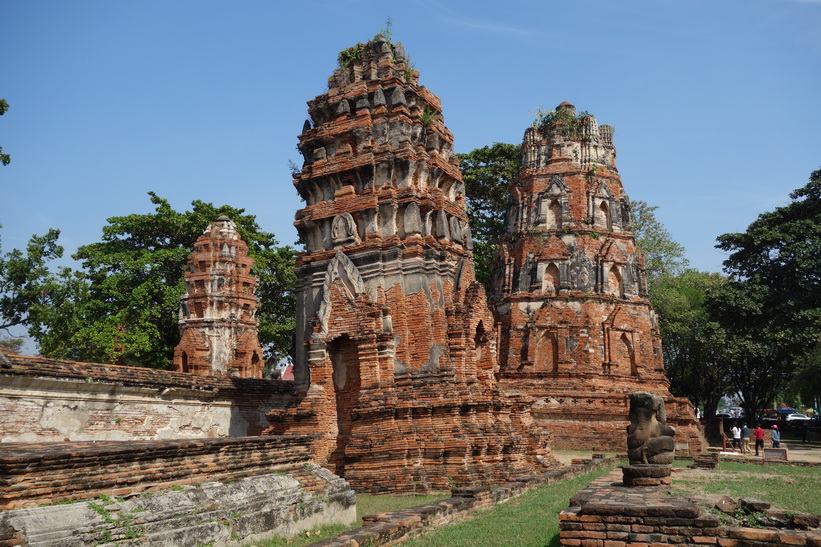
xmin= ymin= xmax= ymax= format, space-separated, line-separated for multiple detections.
xmin=173 ymin=216 xmax=264 ymax=378
xmin=267 ymin=36 xmax=552 ymax=492
xmin=493 ymin=102 xmax=703 ymax=453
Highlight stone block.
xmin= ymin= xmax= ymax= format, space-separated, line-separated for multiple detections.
xmin=739 ymin=498 xmax=771 ymax=513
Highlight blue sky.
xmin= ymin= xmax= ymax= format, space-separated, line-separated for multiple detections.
xmin=2 ymin=0 xmax=820 ymax=277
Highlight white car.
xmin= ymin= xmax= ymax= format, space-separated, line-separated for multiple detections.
xmin=785 ymin=413 xmax=810 ymax=421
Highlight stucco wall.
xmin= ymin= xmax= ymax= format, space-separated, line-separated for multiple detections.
xmin=0 ymin=354 xmax=294 ymax=442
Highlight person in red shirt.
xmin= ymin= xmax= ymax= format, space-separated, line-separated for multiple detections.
xmin=754 ymin=425 xmax=766 ymax=456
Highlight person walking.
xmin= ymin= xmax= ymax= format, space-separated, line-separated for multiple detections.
xmin=771 ymin=425 xmax=781 ymax=448
xmin=741 ymin=423 xmax=750 ymax=455
xmin=754 ymin=424 xmax=765 ymax=456
xmin=731 ymin=424 xmax=742 ymax=452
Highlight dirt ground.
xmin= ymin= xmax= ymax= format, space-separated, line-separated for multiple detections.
xmin=719 ymin=440 xmax=821 ymax=464
xmin=552 ymin=440 xmax=821 ymax=466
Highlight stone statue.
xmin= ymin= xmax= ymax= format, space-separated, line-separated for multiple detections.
xmin=626 ymin=391 xmax=676 ymax=465
xmin=331 ymin=213 xmax=358 ymax=246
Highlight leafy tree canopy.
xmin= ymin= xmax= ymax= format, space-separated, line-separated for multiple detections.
xmin=31 ymin=193 xmax=297 ymax=369
xmin=650 ymin=269 xmax=729 ymax=416
xmin=789 ymin=344 xmax=821 ymax=409
xmin=458 ymin=142 xmax=521 ymax=289
xmin=709 ymin=166 xmax=821 ymax=417
xmin=714 ymin=167 xmax=821 ymax=352
xmin=0 ymin=98 xmax=9 ymax=166
xmin=0 ymin=227 xmax=65 ymax=331
xmin=0 ymin=337 xmax=24 ymax=354
xmin=629 ymin=200 xmax=689 ymax=290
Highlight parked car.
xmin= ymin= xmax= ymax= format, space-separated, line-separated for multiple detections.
xmin=785 ymin=413 xmax=810 ymax=422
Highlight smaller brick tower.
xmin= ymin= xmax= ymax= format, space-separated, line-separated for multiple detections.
xmin=173 ymin=216 xmax=264 ymax=378
xmin=493 ymin=103 xmax=704 ymax=454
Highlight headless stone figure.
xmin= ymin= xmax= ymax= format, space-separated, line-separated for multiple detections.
xmin=626 ymin=391 xmax=676 ymax=465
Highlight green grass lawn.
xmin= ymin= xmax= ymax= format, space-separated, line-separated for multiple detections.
xmin=402 ymin=466 xmax=615 ymax=547
xmin=245 ymin=459 xmax=819 ymax=547
xmin=247 ymin=466 xmax=617 ymax=547
xmin=669 ymin=460 xmax=821 ymax=515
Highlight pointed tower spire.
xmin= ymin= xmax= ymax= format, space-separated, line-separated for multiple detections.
xmin=173 ymin=216 xmax=264 ymax=378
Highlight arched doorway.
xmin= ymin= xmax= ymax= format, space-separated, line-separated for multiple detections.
xmin=598 ymin=200 xmax=610 ymax=230
xmin=614 ymin=333 xmax=636 ymax=376
xmin=547 ymin=199 xmax=562 ymax=228
xmin=543 ymin=263 xmax=560 ymax=295
xmin=534 ymin=332 xmax=558 ymax=372
xmin=327 ymin=334 xmax=361 ymax=476
xmin=608 ymin=265 xmax=623 ymax=297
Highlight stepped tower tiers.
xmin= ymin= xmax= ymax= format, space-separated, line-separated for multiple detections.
xmin=493 ymin=102 xmax=704 ymax=455
xmin=173 ymin=216 xmax=264 ymax=378
xmin=266 ymin=36 xmax=553 ymax=493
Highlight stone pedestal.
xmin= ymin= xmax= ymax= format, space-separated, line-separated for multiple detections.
xmin=622 ymin=464 xmax=672 ymax=486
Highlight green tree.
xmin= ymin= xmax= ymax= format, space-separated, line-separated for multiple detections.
xmin=0 ymin=228 xmax=65 ymax=331
xmin=458 ymin=142 xmax=521 ymax=289
xmin=789 ymin=345 xmax=821 ymax=413
xmin=629 ymin=200 xmax=689 ymax=290
xmin=0 ymin=99 xmax=10 ymax=166
xmin=708 ymin=281 xmax=786 ymax=422
xmin=650 ymin=269 xmax=729 ymax=417
xmin=32 ymin=193 xmax=297 ymax=369
xmin=709 ymin=166 xmax=821 ymax=418
xmin=0 ymin=337 xmax=24 ymax=354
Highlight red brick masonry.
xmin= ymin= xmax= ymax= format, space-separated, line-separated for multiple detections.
xmin=559 ymin=468 xmax=821 ymax=546
xmin=0 ymin=435 xmax=316 ymax=509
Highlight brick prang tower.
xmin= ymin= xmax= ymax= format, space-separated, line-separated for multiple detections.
xmin=493 ymin=102 xmax=704 ymax=454
xmin=270 ymin=36 xmax=553 ymax=492
xmin=173 ymin=216 xmax=264 ymax=378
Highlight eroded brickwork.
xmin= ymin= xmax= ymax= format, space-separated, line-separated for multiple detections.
xmin=559 ymin=468 xmax=821 ymax=546
xmin=173 ymin=216 xmax=264 ymax=378
xmin=267 ymin=36 xmax=553 ymax=492
xmin=494 ymin=103 xmax=703 ymax=454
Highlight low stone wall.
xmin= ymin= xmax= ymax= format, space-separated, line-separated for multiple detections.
xmin=312 ymin=456 xmax=619 ymax=546
xmin=0 ymin=467 xmax=355 ymax=547
xmin=0 ymin=354 xmax=294 ymax=442
xmin=0 ymin=435 xmax=318 ymax=509
xmin=559 ymin=468 xmax=821 ymax=546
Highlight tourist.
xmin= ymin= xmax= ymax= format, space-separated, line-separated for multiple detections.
xmin=731 ymin=423 xmax=741 ymax=452
xmin=754 ymin=424 xmax=765 ymax=456
xmin=741 ymin=423 xmax=750 ymax=455
xmin=771 ymin=425 xmax=781 ymax=448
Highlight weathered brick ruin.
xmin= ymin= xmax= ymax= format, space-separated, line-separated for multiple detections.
xmin=172 ymin=216 xmax=264 ymax=378
xmin=0 ymin=436 xmax=355 ymax=546
xmin=493 ymin=102 xmax=703 ymax=454
xmin=0 ymin=354 xmax=292 ymax=442
xmin=266 ymin=36 xmax=553 ymax=493
xmin=559 ymin=468 xmax=821 ymax=546
xmin=0 ymin=355 xmax=355 ymax=546
xmin=0 ymin=34 xmax=711 ymax=546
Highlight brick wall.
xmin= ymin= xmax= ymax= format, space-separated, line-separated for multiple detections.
xmin=0 ymin=354 xmax=294 ymax=442
xmin=0 ymin=437 xmax=355 ymax=547
xmin=559 ymin=468 xmax=821 ymax=546
xmin=0 ymin=435 xmax=317 ymax=509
